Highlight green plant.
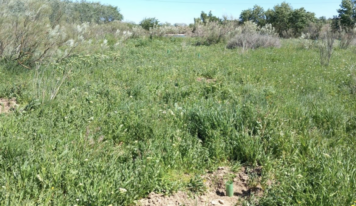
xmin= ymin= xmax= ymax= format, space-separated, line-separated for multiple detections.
xmin=224 ymin=173 xmax=236 ymax=184
xmin=140 ymin=17 xmax=159 ymax=31
xmin=231 ymin=162 xmax=242 ymax=173
xmin=187 ymin=175 xmax=207 ymax=195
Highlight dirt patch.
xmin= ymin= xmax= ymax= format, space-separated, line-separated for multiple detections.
xmin=137 ymin=166 xmax=265 ymax=206
xmin=0 ymin=98 xmax=18 ymax=114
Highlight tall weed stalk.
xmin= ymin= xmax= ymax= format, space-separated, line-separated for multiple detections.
xmin=318 ymin=31 xmax=334 ymax=66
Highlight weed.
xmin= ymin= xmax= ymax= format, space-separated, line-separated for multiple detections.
xmin=187 ymin=175 xmax=207 ymax=195
xmin=318 ymin=31 xmax=335 ymax=66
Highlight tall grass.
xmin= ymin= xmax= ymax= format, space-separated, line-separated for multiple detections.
xmin=0 ymin=37 xmax=356 ymax=205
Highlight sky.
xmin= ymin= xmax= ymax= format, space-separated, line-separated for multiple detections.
xmin=98 ymin=0 xmax=342 ymax=25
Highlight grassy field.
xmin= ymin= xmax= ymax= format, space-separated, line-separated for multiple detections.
xmin=0 ymin=37 xmax=356 ymax=205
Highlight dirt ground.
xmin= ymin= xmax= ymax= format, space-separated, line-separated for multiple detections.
xmin=138 ymin=167 xmax=265 ymax=206
xmin=0 ymin=98 xmax=18 ymax=114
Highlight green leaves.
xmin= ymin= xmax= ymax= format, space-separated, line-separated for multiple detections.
xmin=140 ymin=18 xmax=159 ymax=31
xmin=337 ymin=0 xmax=356 ymax=30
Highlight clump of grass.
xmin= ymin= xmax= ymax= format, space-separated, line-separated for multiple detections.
xmin=187 ymin=175 xmax=207 ymax=195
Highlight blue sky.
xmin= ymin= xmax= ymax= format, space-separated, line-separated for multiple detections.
xmin=98 ymin=0 xmax=342 ymax=24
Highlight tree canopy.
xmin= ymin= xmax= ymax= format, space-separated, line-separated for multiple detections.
xmin=194 ymin=11 xmax=222 ymax=25
xmin=240 ymin=5 xmax=266 ymax=26
xmin=335 ymin=0 xmax=356 ymax=31
xmin=140 ymin=17 xmax=159 ymax=30
xmin=239 ymin=2 xmax=316 ymax=37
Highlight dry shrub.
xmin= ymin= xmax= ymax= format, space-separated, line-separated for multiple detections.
xmin=227 ymin=22 xmax=280 ymax=49
xmin=302 ymin=22 xmax=323 ymax=40
xmin=338 ymin=30 xmax=356 ymax=49
xmin=149 ymin=25 xmax=192 ymax=38
xmin=227 ymin=33 xmax=281 ymax=49
xmin=318 ymin=30 xmax=335 ymax=66
xmin=0 ymin=1 xmax=146 ymax=68
xmin=192 ymin=21 xmax=239 ymax=45
xmin=0 ymin=0 xmax=90 ymax=68
xmin=88 ymin=21 xmax=132 ymax=38
xmin=149 ymin=26 xmax=175 ymax=38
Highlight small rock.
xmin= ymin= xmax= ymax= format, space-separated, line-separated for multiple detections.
xmin=200 ymin=197 xmax=207 ymax=202
xmin=239 ymin=174 xmax=249 ymax=181
xmin=211 ymin=200 xmax=218 ymax=205
xmin=218 ymin=200 xmax=224 ymax=204
xmin=218 ymin=167 xmax=225 ymax=170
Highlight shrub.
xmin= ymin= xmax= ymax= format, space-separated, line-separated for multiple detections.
xmin=131 ymin=26 xmax=148 ymax=38
xmin=148 ymin=25 xmax=192 ymax=38
xmin=193 ymin=21 xmax=239 ymax=45
xmin=0 ymin=1 xmax=93 ymax=68
xmin=149 ymin=25 xmax=177 ymax=38
xmin=0 ymin=0 xmax=139 ymax=68
xmin=338 ymin=30 xmax=356 ymax=49
xmin=140 ymin=17 xmax=159 ymax=31
xmin=227 ymin=33 xmax=281 ymax=49
xmin=317 ymin=31 xmax=335 ymax=66
xmin=227 ymin=22 xmax=280 ymax=49
xmin=302 ymin=22 xmax=323 ymax=40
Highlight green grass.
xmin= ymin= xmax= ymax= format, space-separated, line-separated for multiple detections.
xmin=0 ymin=37 xmax=355 ymax=205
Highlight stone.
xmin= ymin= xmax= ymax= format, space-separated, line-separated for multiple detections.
xmin=211 ymin=200 xmax=218 ymax=205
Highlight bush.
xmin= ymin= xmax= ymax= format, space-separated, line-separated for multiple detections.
xmin=338 ymin=30 xmax=356 ymax=49
xmin=140 ymin=17 xmax=159 ymax=31
xmin=193 ymin=21 xmax=239 ymax=45
xmin=302 ymin=22 xmax=323 ymax=40
xmin=148 ymin=25 xmax=192 ymax=38
xmin=226 ymin=22 xmax=280 ymax=49
xmin=0 ymin=1 xmax=139 ymax=68
xmin=227 ymin=33 xmax=281 ymax=49
xmin=317 ymin=30 xmax=335 ymax=66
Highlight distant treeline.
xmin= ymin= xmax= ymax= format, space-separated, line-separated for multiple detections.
xmin=193 ymin=0 xmax=356 ymax=38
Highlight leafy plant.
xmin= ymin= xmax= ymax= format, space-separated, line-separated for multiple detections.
xmin=140 ymin=17 xmax=159 ymax=31
xmin=187 ymin=175 xmax=207 ymax=195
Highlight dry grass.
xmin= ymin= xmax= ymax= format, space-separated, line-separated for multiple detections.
xmin=227 ymin=33 xmax=281 ymax=50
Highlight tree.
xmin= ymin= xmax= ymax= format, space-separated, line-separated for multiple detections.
xmin=140 ymin=17 xmax=159 ymax=30
xmin=239 ymin=5 xmax=266 ymax=26
xmin=199 ymin=11 xmax=222 ymax=25
xmin=331 ymin=16 xmax=342 ymax=32
xmin=337 ymin=0 xmax=356 ymax=31
xmin=289 ymin=8 xmax=316 ymax=36
xmin=70 ymin=1 xmax=123 ymax=24
xmin=266 ymin=2 xmax=293 ymax=36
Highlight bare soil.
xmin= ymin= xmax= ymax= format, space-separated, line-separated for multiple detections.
xmin=137 ymin=166 xmax=265 ymax=206
xmin=0 ymin=98 xmax=18 ymax=114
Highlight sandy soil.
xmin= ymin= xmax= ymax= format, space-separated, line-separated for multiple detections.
xmin=0 ymin=98 xmax=18 ymax=114
xmin=138 ymin=166 xmax=265 ymax=206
